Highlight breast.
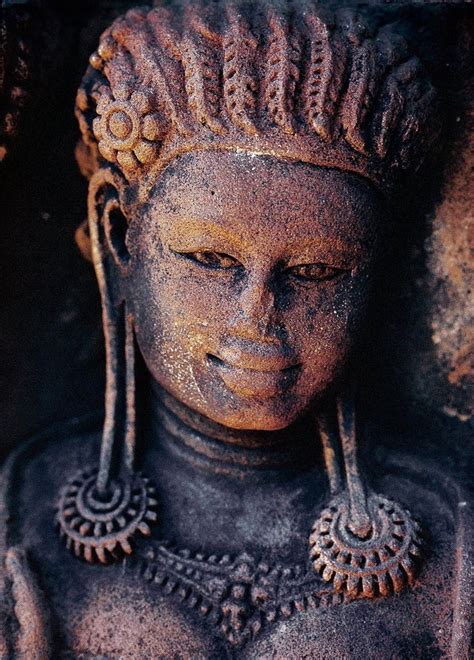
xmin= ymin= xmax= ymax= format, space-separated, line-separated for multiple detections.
xmin=245 ymin=594 xmax=448 ymax=658
xmin=57 ymin=575 xmax=225 ymax=657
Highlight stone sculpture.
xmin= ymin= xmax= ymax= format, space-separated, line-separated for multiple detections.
xmin=0 ymin=1 xmax=471 ymax=657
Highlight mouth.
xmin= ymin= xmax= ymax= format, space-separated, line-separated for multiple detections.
xmin=207 ymin=353 xmax=301 ymax=399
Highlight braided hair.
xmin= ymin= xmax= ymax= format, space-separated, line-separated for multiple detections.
xmin=76 ymin=0 xmax=440 ymax=196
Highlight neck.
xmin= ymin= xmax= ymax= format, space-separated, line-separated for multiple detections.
xmin=138 ymin=380 xmax=328 ymax=559
xmin=147 ymin=380 xmax=321 ymax=473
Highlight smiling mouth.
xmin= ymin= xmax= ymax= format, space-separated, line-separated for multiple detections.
xmin=207 ymin=353 xmax=301 ymax=398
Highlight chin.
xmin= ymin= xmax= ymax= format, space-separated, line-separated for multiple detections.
xmin=218 ymin=413 xmax=292 ymax=432
xmin=201 ymin=394 xmax=304 ymax=432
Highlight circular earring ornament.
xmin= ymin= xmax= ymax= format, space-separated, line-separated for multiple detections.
xmin=309 ymin=491 xmax=423 ymax=598
xmin=310 ymin=390 xmax=424 ymax=598
xmin=57 ymin=468 xmax=158 ymax=564
xmin=56 ymin=304 xmax=158 ymax=564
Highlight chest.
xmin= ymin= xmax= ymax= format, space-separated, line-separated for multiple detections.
xmin=44 ymin=539 xmax=451 ymax=658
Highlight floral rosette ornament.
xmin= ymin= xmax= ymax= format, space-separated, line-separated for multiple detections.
xmin=92 ymin=83 xmax=165 ymax=174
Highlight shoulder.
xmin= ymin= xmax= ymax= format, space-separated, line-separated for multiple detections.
xmin=0 ymin=418 xmax=222 ymax=657
xmin=0 ymin=416 xmax=102 ymax=656
xmin=363 ymin=420 xmax=471 ymax=542
xmin=251 ymin=446 xmax=472 ymax=658
xmin=1 ymin=415 xmax=102 ymax=556
xmin=372 ymin=439 xmax=473 ymax=659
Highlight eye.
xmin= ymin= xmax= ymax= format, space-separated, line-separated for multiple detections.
xmin=286 ymin=263 xmax=348 ymax=282
xmin=176 ymin=250 xmax=241 ymax=270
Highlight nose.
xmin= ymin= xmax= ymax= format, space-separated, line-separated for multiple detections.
xmin=230 ymin=270 xmax=277 ymax=340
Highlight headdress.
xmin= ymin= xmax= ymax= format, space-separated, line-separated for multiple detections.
xmin=76 ymin=0 xmax=440 ymax=199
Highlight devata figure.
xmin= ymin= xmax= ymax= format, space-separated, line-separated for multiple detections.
xmin=0 ymin=1 xmax=471 ymax=657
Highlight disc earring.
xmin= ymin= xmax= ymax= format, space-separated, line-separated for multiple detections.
xmin=310 ymin=385 xmax=423 ymax=598
xmin=57 ymin=171 xmax=158 ymax=564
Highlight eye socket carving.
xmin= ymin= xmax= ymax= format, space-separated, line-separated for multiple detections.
xmin=174 ymin=250 xmax=349 ymax=283
xmin=286 ymin=263 xmax=348 ymax=283
xmin=175 ymin=250 xmax=242 ymax=270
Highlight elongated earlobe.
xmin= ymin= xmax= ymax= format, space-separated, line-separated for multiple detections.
xmin=56 ymin=169 xmax=158 ymax=564
xmin=310 ymin=382 xmax=423 ymax=598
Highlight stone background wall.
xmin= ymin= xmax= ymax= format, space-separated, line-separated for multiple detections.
xmin=1 ymin=1 xmax=472 ymax=463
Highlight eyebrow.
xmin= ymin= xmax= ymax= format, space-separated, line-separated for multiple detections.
xmin=162 ymin=217 xmax=250 ymax=249
xmin=285 ymin=237 xmax=372 ymax=258
xmin=161 ymin=215 xmax=374 ymax=260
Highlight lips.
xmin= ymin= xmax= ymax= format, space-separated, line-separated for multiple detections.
xmin=207 ymin=340 xmax=300 ymax=398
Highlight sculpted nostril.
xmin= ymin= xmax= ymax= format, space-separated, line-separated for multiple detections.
xmin=206 ymin=353 xmax=223 ymax=367
xmin=236 ymin=276 xmax=277 ymax=339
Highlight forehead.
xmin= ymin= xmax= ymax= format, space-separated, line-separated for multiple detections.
xmin=145 ymin=152 xmax=382 ymax=244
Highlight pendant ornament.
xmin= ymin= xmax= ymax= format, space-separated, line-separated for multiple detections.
xmin=310 ymin=492 xmax=422 ymax=597
xmin=310 ymin=388 xmax=423 ymax=598
xmin=57 ymin=468 xmax=158 ymax=564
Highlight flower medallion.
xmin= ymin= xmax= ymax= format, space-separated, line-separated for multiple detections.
xmin=92 ymin=84 xmax=165 ymax=173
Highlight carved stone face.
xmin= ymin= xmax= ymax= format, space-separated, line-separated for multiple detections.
xmin=123 ymin=152 xmax=383 ymax=431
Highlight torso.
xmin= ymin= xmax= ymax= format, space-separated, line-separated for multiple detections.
xmin=0 ymin=417 xmax=471 ymax=658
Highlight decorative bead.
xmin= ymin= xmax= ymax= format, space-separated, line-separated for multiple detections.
xmin=142 ymin=113 xmax=164 ymax=141
xmin=98 ymin=141 xmax=116 ymax=162
xmin=131 ymin=90 xmax=152 ymax=114
xmin=117 ymin=149 xmax=139 ymax=171
xmin=134 ymin=140 xmax=159 ymax=164
xmin=98 ymin=37 xmax=116 ymax=62
xmin=114 ymin=83 xmax=132 ymax=101
xmin=108 ymin=110 xmax=133 ymax=139
xmin=89 ymin=52 xmax=103 ymax=71
xmin=92 ymin=116 xmax=102 ymax=140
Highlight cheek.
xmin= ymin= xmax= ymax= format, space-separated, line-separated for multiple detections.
xmin=284 ymin=273 xmax=372 ymax=375
xmin=127 ymin=250 xmax=236 ymax=363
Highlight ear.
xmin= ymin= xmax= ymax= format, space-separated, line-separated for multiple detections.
xmin=102 ymin=185 xmax=131 ymax=271
xmin=87 ymin=169 xmax=131 ymax=307
xmin=87 ymin=169 xmax=135 ymax=482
